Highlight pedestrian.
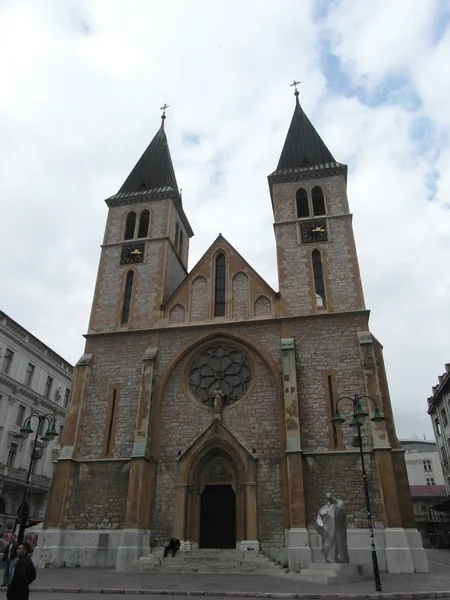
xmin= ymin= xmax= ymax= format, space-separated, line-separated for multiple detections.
xmin=2 ymin=534 xmax=18 ymax=587
xmin=163 ymin=537 xmax=180 ymax=558
xmin=6 ymin=542 xmax=36 ymax=600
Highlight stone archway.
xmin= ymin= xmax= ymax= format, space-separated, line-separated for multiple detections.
xmin=173 ymin=419 xmax=259 ymax=551
xmin=193 ymin=450 xmax=239 ymax=548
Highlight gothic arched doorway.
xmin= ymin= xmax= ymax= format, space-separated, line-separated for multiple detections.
xmin=173 ymin=424 xmax=258 ymax=550
xmin=199 ymin=456 xmax=237 ymax=548
xmin=190 ymin=450 xmax=240 ymax=548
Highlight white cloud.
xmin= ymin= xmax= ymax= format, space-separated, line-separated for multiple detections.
xmin=0 ymin=0 xmax=449 ymax=439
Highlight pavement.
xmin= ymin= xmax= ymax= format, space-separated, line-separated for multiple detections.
xmin=1 ymin=549 xmax=450 ymax=598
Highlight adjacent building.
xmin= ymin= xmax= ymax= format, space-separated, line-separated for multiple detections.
xmin=0 ymin=310 xmax=73 ymax=534
xmin=401 ymin=438 xmax=449 ymax=547
xmin=427 ymin=364 xmax=450 ymax=493
xmin=37 ymin=92 xmax=427 ymax=573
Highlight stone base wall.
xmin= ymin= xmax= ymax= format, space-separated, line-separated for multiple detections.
xmin=34 ymin=526 xmax=428 ymax=573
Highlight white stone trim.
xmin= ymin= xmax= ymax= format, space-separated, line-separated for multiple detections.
xmin=239 ymin=540 xmax=260 ymax=553
xmin=286 ymin=527 xmax=312 ymax=570
xmin=33 ymin=526 xmax=428 ymax=573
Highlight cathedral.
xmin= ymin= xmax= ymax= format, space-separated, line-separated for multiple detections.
xmin=36 ymin=91 xmax=428 ymax=573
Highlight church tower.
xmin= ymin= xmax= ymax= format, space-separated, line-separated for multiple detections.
xmin=269 ymin=88 xmax=364 ymax=317
xmin=89 ymin=111 xmax=193 ymax=333
xmin=36 ymin=95 xmax=428 ymax=577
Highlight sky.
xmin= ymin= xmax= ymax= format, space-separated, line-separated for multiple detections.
xmin=1 ymin=0 xmax=449 ymax=439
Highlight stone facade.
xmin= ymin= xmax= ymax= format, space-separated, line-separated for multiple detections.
xmin=0 ymin=310 xmax=72 ymax=535
xmin=35 ymin=103 xmax=428 ymax=575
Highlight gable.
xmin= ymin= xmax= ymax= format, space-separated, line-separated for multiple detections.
xmin=163 ymin=235 xmax=279 ymax=325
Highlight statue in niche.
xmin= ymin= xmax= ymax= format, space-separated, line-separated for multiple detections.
xmin=210 ymin=384 xmax=224 ymax=419
xmin=315 ymin=492 xmax=349 ymax=563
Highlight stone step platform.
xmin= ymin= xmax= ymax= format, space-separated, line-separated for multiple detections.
xmin=296 ymin=562 xmax=366 ymax=585
xmin=128 ymin=548 xmax=287 ymax=574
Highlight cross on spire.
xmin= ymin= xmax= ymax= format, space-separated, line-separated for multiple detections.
xmin=290 ymin=80 xmax=301 ymax=99
xmin=160 ymin=103 xmax=170 ymax=127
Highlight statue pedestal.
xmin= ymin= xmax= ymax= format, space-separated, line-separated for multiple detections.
xmin=298 ymin=563 xmax=367 ymax=585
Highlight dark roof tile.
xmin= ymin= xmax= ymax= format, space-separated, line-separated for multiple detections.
xmin=276 ymin=97 xmax=336 ymax=170
xmin=118 ymin=123 xmax=179 ymax=194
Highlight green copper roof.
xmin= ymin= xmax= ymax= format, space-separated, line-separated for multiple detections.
xmin=118 ymin=121 xmax=179 ymax=194
xmin=276 ymin=96 xmax=336 ymax=170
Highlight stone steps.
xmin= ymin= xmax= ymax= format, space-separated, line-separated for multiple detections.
xmin=129 ymin=548 xmax=287 ymax=574
xmin=295 ymin=563 xmax=366 ymax=585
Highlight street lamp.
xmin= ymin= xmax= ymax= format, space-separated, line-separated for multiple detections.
xmin=331 ymin=394 xmax=385 ymax=592
xmin=16 ymin=412 xmax=58 ymax=543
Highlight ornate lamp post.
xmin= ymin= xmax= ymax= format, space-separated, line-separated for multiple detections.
xmin=16 ymin=412 xmax=58 ymax=543
xmin=331 ymin=394 xmax=385 ymax=592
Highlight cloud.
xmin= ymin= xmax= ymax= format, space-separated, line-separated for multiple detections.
xmin=1 ymin=0 xmax=449 ymax=440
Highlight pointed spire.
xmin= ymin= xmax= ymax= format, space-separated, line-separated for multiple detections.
xmin=118 ymin=108 xmax=179 ymax=194
xmin=276 ymin=87 xmax=336 ymax=171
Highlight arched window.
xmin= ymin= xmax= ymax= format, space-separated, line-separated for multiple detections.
xmin=214 ymin=253 xmax=226 ymax=317
xmin=175 ymin=222 xmax=180 ymax=250
xmin=121 ymin=270 xmax=134 ymax=324
xmin=124 ymin=211 xmax=136 ymax=240
xmin=178 ymin=230 xmax=184 ymax=256
xmin=312 ymin=186 xmax=326 ymax=216
xmin=137 ymin=209 xmax=150 ymax=238
xmin=312 ymin=250 xmax=326 ymax=309
xmin=296 ymin=188 xmax=309 ymax=218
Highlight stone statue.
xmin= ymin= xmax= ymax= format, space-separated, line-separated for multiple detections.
xmin=315 ymin=492 xmax=349 ymax=563
xmin=211 ymin=384 xmax=224 ymax=419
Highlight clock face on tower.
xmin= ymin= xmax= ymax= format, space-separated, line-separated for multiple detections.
xmin=300 ymin=220 xmax=328 ymax=244
xmin=121 ymin=243 xmax=145 ymax=265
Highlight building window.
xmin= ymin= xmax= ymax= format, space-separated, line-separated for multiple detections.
xmin=38 ymin=418 xmax=46 ymax=435
xmin=426 ymin=477 xmax=436 ymax=486
xmin=64 ymin=387 xmax=70 ymax=408
xmin=15 ymin=405 xmax=26 ymax=427
xmin=189 ymin=344 xmax=251 ymax=405
xmin=436 ymin=419 xmax=442 ymax=436
xmin=121 ymin=270 xmax=134 ymax=324
xmin=124 ymin=211 xmax=136 ymax=240
xmin=178 ymin=230 xmax=184 ymax=257
xmin=296 ymin=188 xmax=309 ymax=218
xmin=2 ymin=348 xmax=14 ymax=374
xmin=59 ymin=425 xmax=64 ymax=443
xmin=423 ymin=460 xmax=432 ymax=472
xmin=214 ymin=253 xmax=226 ymax=317
xmin=442 ymin=409 xmax=448 ymax=427
xmin=137 ymin=209 xmax=150 ymax=238
xmin=6 ymin=444 xmax=18 ymax=467
xmin=44 ymin=376 xmax=54 ymax=398
xmin=312 ymin=249 xmax=326 ymax=308
xmin=24 ymin=363 xmax=35 ymax=387
xmin=312 ymin=186 xmax=326 ymax=216
xmin=175 ymin=222 xmax=180 ymax=250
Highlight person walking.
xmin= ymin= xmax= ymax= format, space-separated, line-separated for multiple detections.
xmin=6 ymin=542 xmax=36 ymax=600
xmin=2 ymin=535 xmax=18 ymax=587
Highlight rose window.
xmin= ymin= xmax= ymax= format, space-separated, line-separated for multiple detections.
xmin=189 ymin=344 xmax=251 ymax=407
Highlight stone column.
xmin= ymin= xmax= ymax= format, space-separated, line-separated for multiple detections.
xmin=240 ymin=481 xmax=259 ymax=552
xmin=357 ymin=332 xmax=428 ymax=573
xmin=34 ymin=353 xmax=93 ymax=568
xmin=116 ymin=348 xmax=157 ymax=571
xmin=173 ymin=483 xmax=187 ymax=543
xmin=280 ymin=338 xmax=310 ymax=571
